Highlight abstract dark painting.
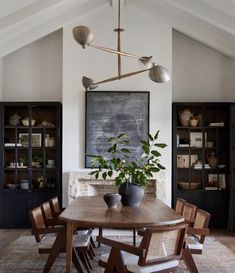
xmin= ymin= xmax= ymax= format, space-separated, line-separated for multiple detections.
xmin=85 ymin=91 xmax=149 ymax=167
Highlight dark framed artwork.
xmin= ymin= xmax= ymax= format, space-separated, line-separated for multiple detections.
xmin=85 ymin=91 xmax=149 ymax=167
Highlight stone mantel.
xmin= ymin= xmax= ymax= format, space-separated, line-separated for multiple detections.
xmin=68 ymin=170 xmax=166 ymax=205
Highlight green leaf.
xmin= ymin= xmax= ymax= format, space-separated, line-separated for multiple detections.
xmin=154 ymin=143 xmax=167 ymax=148
xmin=95 ymin=172 xmax=99 ymax=179
xmin=107 ymin=146 xmax=114 ymax=152
xmin=89 ymin=170 xmax=98 ymax=175
xmin=108 ymin=137 xmax=116 ymax=143
xmin=108 ymin=170 xmax=113 ymax=177
xmin=120 ymin=140 xmax=129 ymax=145
xmin=150 ymin=167 xmax=160 ymax=172
xmin=117 ymin=133 xmax=126 ymax=138
xmin=143 ymin=144 xmax=150 ymax=154
xmin=141 ymin=140 xmax=149 ymax=146
xmin=157 ymin=163 xmax=165 ymax=170
xmin=121 ymin=148 xmax=130 ymax=153
xmin=102 ymin=172 xmax=107 ymax=179
xmin=147 ymin=133 xmax=153 ymax=141
xmin=151 ymin=150 xmax=161 ymax=157
xmin=154 ymin=130 xmax=160 ymax=140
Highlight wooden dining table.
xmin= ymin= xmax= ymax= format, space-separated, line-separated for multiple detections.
xmin=59 ymin=196 xmax=184 ymax=273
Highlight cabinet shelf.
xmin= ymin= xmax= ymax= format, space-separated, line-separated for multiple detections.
xmin=173 ymin=102 xmax=230 ymax=228
xmin=0 ymin=102 xmax=62 ymax=228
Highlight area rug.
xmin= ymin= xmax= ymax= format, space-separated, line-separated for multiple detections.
xmin=0 ymin=232 xmax=235 ymax=273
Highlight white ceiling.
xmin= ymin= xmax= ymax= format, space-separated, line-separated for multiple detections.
xmin=0 ymin=0 xmax=235 ymax=57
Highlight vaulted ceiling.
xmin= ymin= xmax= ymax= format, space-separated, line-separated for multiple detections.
xmin=0 ymin=0 xmax=235 ymax=58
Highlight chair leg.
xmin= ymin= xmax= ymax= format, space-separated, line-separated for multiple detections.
xmin=88 ymin=245 xmax=95 ymax=259
xmin=72 ymin=249 xmax=84 ymax=273
xmin=98 ymin=227 xmax=103 ymax=248
xmin=182 ymin=247 xmax=199 ymax=273
xmin=90 ymin=236 xmax=96 ymax=248
xmin=78 ymin=252 xmax=91 ymax=273
xmin=104 ymin=248 xmax=127 ymax=273
xmin=42 ymin=231 xmax=64 ymax=273
xmin=133 ymin=228 xmax=136 ymax=246
xmin=84 ymin=252 xmax=92 ymax=270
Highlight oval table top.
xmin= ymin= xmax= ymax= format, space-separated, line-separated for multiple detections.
xmin=59 ymin=196 xmax=184 ymax=228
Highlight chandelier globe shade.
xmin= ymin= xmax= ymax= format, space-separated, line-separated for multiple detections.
xmin=149 ymin=65 xmax=170 ymax=83
xmin=73 ymin=26 xmax=94 ymax=48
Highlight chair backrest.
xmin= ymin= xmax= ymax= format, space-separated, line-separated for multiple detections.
xmin=182 ymin=202 xmax=197 ymax=224
xmin=29 ymin=206 xmax=46 ymax=242
xmin=41 ymin=201 xmax=53 ymax=220
xmin=138 ymin=223 xmax=188 ymax=266
xmin=175 ymin=198 xmax=186 ymax=215
xmin=49 ymin=196 xmax=61 ymax=217
xmin=193 ymin=209 xmax=211 ymax=244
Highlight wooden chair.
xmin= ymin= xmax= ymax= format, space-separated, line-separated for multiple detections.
xmin=97 ymin=223 xmax=188 ymax=273
xmin=49 ymin=196 xmax=62 ymax=218
xmin=182 ymin=209 xmax=211 ymax=273
xmin=29 ymin=206 xmax=92 ymax=273
xmin=175 ymin=198 xmax=186 ymax=215
xmin=41 ymin=201 xmax=65 ymax=227
xmin=182 ymin=202 xmax=197 ymax=226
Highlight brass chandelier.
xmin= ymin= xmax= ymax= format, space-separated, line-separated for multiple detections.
xmin=72 ymin=0 xmax=170 ymax=91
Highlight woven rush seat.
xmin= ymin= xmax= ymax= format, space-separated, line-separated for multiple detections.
xmin=186 ymin=236 xmax=203 ymax=251
xmin=100 ymin=251 xmax=179 ymax=273
xmin=39 ymin=233 xmax=90 ymax=252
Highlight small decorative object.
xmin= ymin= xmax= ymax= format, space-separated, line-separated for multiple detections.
xmin=37 ymin=176 xmax=47 ymax=188
xmin=45 ymin=134 xmax=50 ymax=147
xmin=179 ymin=109 xmax=192 ymax=127
xmin=49 ymin=137 xmax=55 ymax=147
xmin=190 ymin=132 xmax=207 ymax=148
xmin=206 ymin=141 xmax=214 ymax=148
xmin=207 ymin=151 xmax=218 ymax=169
xmin=9 ymin=113 xmax=21 ymax=126
xmin=20 ymin=179 xmax=29 ymax=190
xmin=103 ymin=193 xmax=121 ymax=208
xmin=87 ymin=131 xmax=166 ymax=207
xmin=190 ymin=116 xmax=199 ymax=127
xmin=40 ymin=120 xmax=55 ymax=126
xmin=21 ymin=117 xmax=36 ymax=126
xmin=47 ymin=159 xmax=55 ymax=168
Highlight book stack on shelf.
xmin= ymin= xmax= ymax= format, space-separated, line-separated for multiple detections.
xmin=209 ymin=122 xmax=224 ymax=126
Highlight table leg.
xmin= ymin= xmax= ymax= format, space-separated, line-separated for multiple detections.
xmin=66 ymin=222 xmax=74 ymax=273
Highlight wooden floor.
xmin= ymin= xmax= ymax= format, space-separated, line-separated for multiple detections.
xmin=0 ymin=228 xmax=235 ymax=254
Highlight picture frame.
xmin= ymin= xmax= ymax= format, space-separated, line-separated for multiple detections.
xmin=208 ymin=174 xmax=226 ymax=189
xmin=19 ymin=133 xmax=42 ymax=147
xmin=190 ymin=132 xmax=207 ymax=147
xmin=85 ymin=91 xmax=149 ymax=167
xmin=177 ymin=154 xmax=198 ymax=168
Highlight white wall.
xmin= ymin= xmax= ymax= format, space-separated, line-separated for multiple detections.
xmin=2 ymin=30 xmax=62 ymax=101
xmin=172 ymin=30 xmax=235 ymax=102
xmin=63 ymin=4 xmax=172 ymax=206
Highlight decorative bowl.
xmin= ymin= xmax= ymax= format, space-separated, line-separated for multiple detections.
xmin=178 ymin=181 xmax=201 ymax=190
xmin=103 ymin=193 xmax=121 ymax=208
xmin=22 ymin=118 xmax=36 ymax=126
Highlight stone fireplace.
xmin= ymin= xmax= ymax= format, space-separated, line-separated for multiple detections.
xmin=68 ymin=171 xmax=166 ymax=204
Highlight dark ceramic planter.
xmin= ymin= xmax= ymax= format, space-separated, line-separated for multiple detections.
xmin=118 ymin=182 xmax=144 ymax=207
xmin=103 ymin=193 xmax=121 ymax=208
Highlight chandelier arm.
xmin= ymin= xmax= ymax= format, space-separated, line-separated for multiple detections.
xmin=88 ymin=44 xmax=145 ymax=60
xmin=94 ymin=67 xmax=151 ymax=85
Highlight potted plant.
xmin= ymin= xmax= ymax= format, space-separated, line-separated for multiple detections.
xmin=88 ymin=131 xmax=167 ymax=206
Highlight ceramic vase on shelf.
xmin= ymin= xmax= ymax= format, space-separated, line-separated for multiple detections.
xmin=179 ymin=109 xmax=192 ymax=127
xmin=207 ymin=151 xmax=218 ymax=169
